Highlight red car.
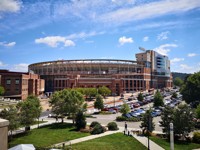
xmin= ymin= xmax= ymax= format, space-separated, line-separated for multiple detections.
xmin=132 ymin=103 xmax=140 ymax=108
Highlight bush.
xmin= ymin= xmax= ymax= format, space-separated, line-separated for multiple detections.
xmin=116 ymin=116 xmax=126 ymax=121
xmin=107 ymin=122 xmax=118 ymax=131
xmin=75 ymin=111 xmax=86 ymax=130
xmin=193 ymin=132 xmax=200 ymax=143
xmin=90 ymin=121 xmax=101 ymax=128
xmin=116 ymin=116 xmax=140 ymax=122
xmin=91 ymin=124 xmax=105 ymax=135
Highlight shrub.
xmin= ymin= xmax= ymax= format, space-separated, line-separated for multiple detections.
xmin=193 ymin=132 xmax=200 ymax=143
xmin=75 ymin=110 xmax=86 ymax=130
xmin=107 ymin=122 xmax=118 ymax=131
xmin=91 ymin=124 xmax=105 ymax=135
xmin=90 ymin=121 xmax=100 ymax=128
xmin=116 ymin=116 xmax=140 ymax=122
xmin=116 ymin=116 xmax=126 ymax=121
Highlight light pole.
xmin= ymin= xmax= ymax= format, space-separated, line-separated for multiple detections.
xmin=147 ymin=112 xmax=150 ymax=150
xmin=170 ymin=123 xmax=174 ymax=150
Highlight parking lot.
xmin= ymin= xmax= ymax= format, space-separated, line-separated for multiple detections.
xmin=86 ymin=88 xmax=183 ymax=132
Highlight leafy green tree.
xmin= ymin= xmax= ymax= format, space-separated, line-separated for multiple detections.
xmin=181 ymin=72 xmax=200 ymax=104
xmin=159 ymin=106 xmax=174 ymax=138
xmin=0 ymin=86 xmax=5 ymax=96
xmin=196 ymin=104 xmax=200 ymax=119
xmin=49 ymin=90 xmax=66 ymax=123
xmin=84 ymin=88 xmax=97 ymax=100
xmin=98 ymin=86 xmax=111 ymax=97
xmin=94 ymin=94 xmax=104 ymax=111
xmin=120 ymin=104 xmax=130 ymax=115
xmin=173 ymin=104 xmax=195 ymax=139
xmin=49 ymin=89 xmax=85 ymax=124
xmin=75 ymin=110 xmax=86 ymax=130
xmin=26 ymin=95 xmax=42 ymax=128
xmin=171 ymin=92 xmax=178 ymax=99
xmin=137 ymin=92 xmax=144 ymax=101
xmin=0 ymin=106 xmax=20 ymax=138
xmin=173 ymin=77 xmax=184 ymax=87
xmin=140 ymin=109 xmax=155 ymax=134
xmin=153 ymin=90 xmax=164 ymax=107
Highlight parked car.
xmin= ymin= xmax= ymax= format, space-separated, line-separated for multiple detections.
xmin=154 ymin=109 xmax=161 ymax=116
xmin=123 ymin=113 xmax=132 ymax=118
xmin=132 ymin=102 xmax=140 ymax=108
xmin=108 ymin=109 xmax=117 ymax=114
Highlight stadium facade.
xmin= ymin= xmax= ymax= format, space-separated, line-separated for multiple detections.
xmin=28 ymin=50 xmax=172 ymax=95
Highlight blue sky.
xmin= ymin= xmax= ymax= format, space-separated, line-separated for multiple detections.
xmin=0 ymin=0 xmax=200 ymax=73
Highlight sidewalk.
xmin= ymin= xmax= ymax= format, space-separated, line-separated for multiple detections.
xmin=12 ymin=118 xmax=164 ymax=150
xmin=52 ymin=125 xmax=164 ymax=150
xmin=53 ymin=130 xmax=121 ymax=147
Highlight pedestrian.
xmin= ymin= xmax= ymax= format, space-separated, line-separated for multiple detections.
xmin=125 ymin=122 xmax=127 ymax=132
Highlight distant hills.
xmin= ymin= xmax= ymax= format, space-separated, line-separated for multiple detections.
xmin=172 ymin=72 xmax=191 ymax=81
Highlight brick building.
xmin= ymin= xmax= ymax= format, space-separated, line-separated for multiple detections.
xmin=28 ymin=50 xmax=172 ymax=95
xmin=0 ymin=70 xmax=45 ymax=100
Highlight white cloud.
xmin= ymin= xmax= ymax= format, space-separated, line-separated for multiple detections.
xmin=119 ymin=36 xmax=133 ymax=45
xmin=11 ymin=63 xmax=29 ymax=72
xmin=35 ymin=36 xmax=75 ymax=48
xmin=170 ymin=58 xmax=184 ymax=64
xmin=0 ymin=41 xmax=16 ymax=47
xmin=157 ymin=31 xmax=170 ymax=40
xmin=99 ymin=0 xmax=200 ymax=25
xmin=66 ymin=31 xmax=104 ymax=39
xmin=154 ymin=44 xmax=178 ymax=56
xmin=0 ymin=61 xmax=7 ymax=67
xmin=179 ymin=64 xmax=198 ymax=73
xmin=187 ymin=53 xmax=197 ymax=57
xmin=143 ymin=36 xmax=149 ymax=42
xmin=0 ymin=0 xmax=22 ymax=12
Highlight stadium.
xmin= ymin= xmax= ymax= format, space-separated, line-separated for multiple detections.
xmin=28 ymin=50 xmax=173 ymax=95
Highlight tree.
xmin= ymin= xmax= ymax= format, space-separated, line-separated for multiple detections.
xmin=181 ymin=72 xmax=200 ymax=104
xmin=173 ymin=104 xmax=195 ymax=139
xmin=49 ymin=90 xmax=66 ymax=123
xmin=0 ymin=86 xmax=5 ymax=96
xmin=140 ymin=109 xmax=155 ymax=134
xmin=75 ymin=110 xmax=86 ymax=130
xmin=98 ymin=86 xmax=111 ymax=97
xmin=137 ymin=92 xmax=144 ymax=101
xmin=173 ymin=77 xmax=184 ymax=87
xmin=17 ymin=95 xmax=42 ymax=131
xmin=159 ymin=106 xmax=174 ymax=138
xmin=153 ymin=90 xmax=164 ymax=107
xmin=49 ymin=89 xmax=85 ymax=124
xmin=120 ymin=104 xmax=130 ymax=115
xmin=0 ymin=106 xmax=20 ymax=138
xmin=196 ymin=104 xmax=200 ymax=119
xmin=171 ymin=92 xmax=177 ymax=99
xmin=94 ymin=94 xmax=104 ymax=111
xmin=26 ymin=95 xmax=42 ymax=128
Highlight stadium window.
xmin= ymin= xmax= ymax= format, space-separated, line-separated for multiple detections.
xmin=6 ymin=79 xmax=11 ymax=85
xmin=15 ymin=79 xmax=19 ymax=84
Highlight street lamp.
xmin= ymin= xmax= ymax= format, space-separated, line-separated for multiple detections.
xmin=147 ymin=105 xmax=151 ymax=150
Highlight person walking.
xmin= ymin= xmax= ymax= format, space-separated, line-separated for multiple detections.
xmin=124 ymin=122 xmax=128 ymax=133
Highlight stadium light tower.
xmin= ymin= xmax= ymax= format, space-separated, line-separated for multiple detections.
xmin=139 ymin=46 xmax=146 ymax=52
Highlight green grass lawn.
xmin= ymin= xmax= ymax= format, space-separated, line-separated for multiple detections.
xmin=72 ymin=133 xmax=147 ymax=150
xmin=150 ymin=136 xmax=200 ymax=150
xmin=9 ymin=123 xmax=90 ymax=148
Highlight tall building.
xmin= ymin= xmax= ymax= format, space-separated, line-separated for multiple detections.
xmin=28 ymin=50 xmax=172 ymax=95
xmin=0 ymin=70 xmax=45 ymax=100
xmin=136 ymin=50 xmax=172 ymax=88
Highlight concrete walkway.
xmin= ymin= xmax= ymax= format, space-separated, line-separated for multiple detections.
xmin=52 ymin=125 xmax=164 ymax=150
xmin=12 ymin=118 xmax=164 ymax=150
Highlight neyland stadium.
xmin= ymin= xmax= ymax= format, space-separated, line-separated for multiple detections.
xmin=28 ymin=50 xmax=173 ymax=95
